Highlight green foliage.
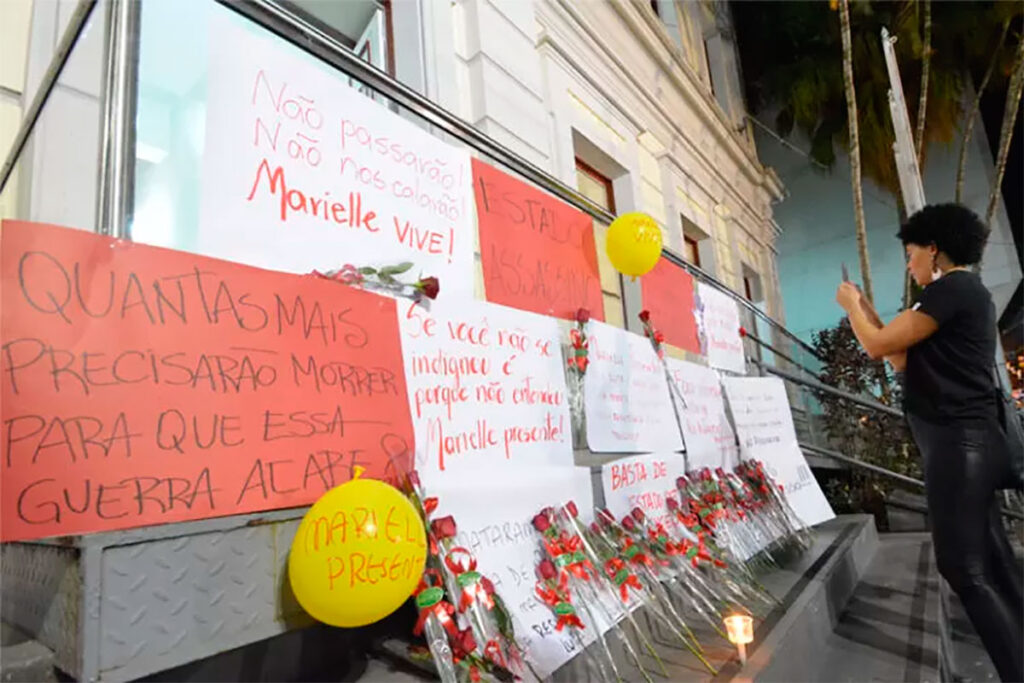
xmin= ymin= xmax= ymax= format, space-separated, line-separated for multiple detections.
xmin=812 ymin=319 xmax=921 ymax=528
xmin=733 ymin=1 xmax=1020 ymax=196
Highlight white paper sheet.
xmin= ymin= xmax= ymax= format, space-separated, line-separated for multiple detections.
xmin=665 ymin=358 xmax=740 ymax=472
xmin=721 ymin=377 xmax=834 ymax=528
xmin=199 ymin=17 xmax=474 ymax=298
xmin=583 ymin=321 xmax=683 ymax=453
xmin=697 ymin=284 xmax=746 ymax=374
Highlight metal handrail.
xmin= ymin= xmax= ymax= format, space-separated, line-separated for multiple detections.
xmin=756 ymin=359 xmax=904 ymax=418
xmin=0 ymin=0 xmax=98 ymax=191
xmin=802 ymin=442 xmax=1024 ymax=521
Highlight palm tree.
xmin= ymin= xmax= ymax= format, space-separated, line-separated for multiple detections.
xmin=955 ymin=19 xmax=1010 ymax=203
xmin=913 ymin=0 xmax=931 ymax=167
xmin=985 ymin=36 xmax=1024 ymax=229
xmin=839 ymin=0 xmax=874 ymax=303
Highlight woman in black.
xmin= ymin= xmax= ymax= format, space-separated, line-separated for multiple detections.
xmin=836 ymin=204 xmax=1022 ymax=682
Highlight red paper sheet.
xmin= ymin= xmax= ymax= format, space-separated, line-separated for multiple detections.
xmin=640 ymin=257 xmax=701 ymax=354
xmin=0 ymin=221 xmax=414 ymax=542
xmin=472 ymin=158 xmax=604 ymax=321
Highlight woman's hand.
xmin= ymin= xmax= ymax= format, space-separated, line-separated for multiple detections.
xmin=836 ymin=281 xmax=861 ymax=313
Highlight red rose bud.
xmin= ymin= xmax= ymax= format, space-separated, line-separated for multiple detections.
xmin=480 ymin=576 xmax=495 ymax=595
xmin=739 ymin=326 xmax=747 ymax=337
xmin=666 ymin=497 xmax=680 ymax=512
xmin=431 ymin=515 xmax=457 ymax=540
xmin=621 ymin=516 xmax=636 ymax=531
xmin=565 ymin=500 xmax=579 ymax=518
xmin=639 ymin=310 xmax=651 ymax=323
xmin=455 ymin=628 xmax=476 ymax=656
xmin=715 ymin=467 xmax=725 ymax=477
xmin=654 ymin=330 xmax=666 ymax=344
xmin=418 ymin=276 xmax=440 ymax=300
xmin=532 ymin=512 xmax=552 ymax=533
xmin=576 ymin=308 xmax=590 ymax=323
xmin=590 ymin=522 xmax=602 ymax=534
xmin=538 ymin=559 xmax=557 ymax=580
xmin=597 ymin=509 xmax=614 ymax=527
xmin=631 ymin=508 xmax=646 ymax=523
xmin=676 ymin=476 xmax=688 ymax=489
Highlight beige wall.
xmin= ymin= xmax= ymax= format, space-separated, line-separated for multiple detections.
xmin=0 ymin=0 xmax=33 ymax=220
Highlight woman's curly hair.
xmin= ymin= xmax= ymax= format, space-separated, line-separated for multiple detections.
xmin=897 ymin=203 xmax=989 ymax=266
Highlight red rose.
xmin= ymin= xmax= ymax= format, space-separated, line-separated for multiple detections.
xmin=590 ymin=522 xmax=602 ymax=535
xmin=423 ymin=497 xmax=439 ymax=516
xmin=538 ymin=559 xmax=557 ymax=580
xmin=431 ymin=515 xmax=457 ymax=540
xmin=666 ymin=497 xmax=679 ymax=512
xmin=738 ymin=326 xmax=747 ymax=337
xmin=639 ymin=310 xmax=651 ymax=323
xmin=576 ymin=308 xmax=590 ymax=323
xmin=621 ymin=516 xmax=636 ymax=531
xmin=654 ymin=330 xmax=666 ymax=344
xmin=676 ymin=476 xmax=689 ymax=489
xmin=714 ymin=467 xmax=725 ymax=477
xmin=565 ymin=500 xmax=579 ymax=518
xmin=454 ymin=627 xmax=476 ymax=657
xmin=631 ymin=508 xmax=646 ymax=523
xmin=532 ymin=512 xmax=552 ymax=533
xmin=417 ymin=276 xmax=440 ymax=300
xmin=597 ymin=509 xmax=614 ymax=527
xmin=480 ymin=576 xmax=496 ymax=595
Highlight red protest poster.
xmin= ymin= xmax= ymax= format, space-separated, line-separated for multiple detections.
xmin=0 ymin=221 xmax=415 ymax=542
xmin=640 ymin=257 xmax=701 ymax=354
xmin=472 ymin=158 xmax=605 ymax=321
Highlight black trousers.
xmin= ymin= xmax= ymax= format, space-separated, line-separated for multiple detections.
xmin=908 ymin=414 xmax=1023 ymax=682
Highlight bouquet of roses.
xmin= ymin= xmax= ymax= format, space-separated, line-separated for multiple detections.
xmin=405 ymin=471 xmax=524 ymax=682
xmin=665 ymin=495 xmax=776 ymax=613
xmin=534 ymin=557 xmax=619 ymax=683
xmin=533 ymin=504 xmax=654 ymax=683
xmin=590 ymin=509 xmax=723 ymax=673
xmin=734 ymin=460 xmax=812 ymax=550
xmin=609 ymin=508 xmax=731 ymax=645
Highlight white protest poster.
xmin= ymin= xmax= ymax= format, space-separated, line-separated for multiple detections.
xmin=721 ymin=377 xmax=834 ymax=528
xmin=665 ymin=358 xmax=740 ymax=472
xmin=584 ymin=320 xmax=683 ymax=453
xmin=399 ymin=299 xmax=573 ymax=483
xmin=199 ymin=16 xmax=474 ymax=297
xmin=697 ymin=283 xmax=746 ymax=374
xmin=440 ymin=468 xmax=595 ymax=678
xmin=601 ymin=453 xmax=688 ymax=535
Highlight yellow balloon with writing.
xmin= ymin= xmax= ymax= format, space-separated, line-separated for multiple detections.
xmin=288 ymin=468 xmax=427 ymax=627
xmin=605 ymin=211 xmax=663 ymax=278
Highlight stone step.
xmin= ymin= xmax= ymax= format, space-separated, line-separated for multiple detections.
xmin=808 ymin=533 xmax=941 ymax=683
xmin=1 ymin=622 xmax=57 ymax=683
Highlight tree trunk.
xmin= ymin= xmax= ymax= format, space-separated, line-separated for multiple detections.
xmin=985 ymin=36 xmax=1024 ymax=229
xmin=839 ymin=0 xmax=874 ymax=304
xmin=914 ymin=0 xmax=931 ymax=168
xmin=956 ymin=19 xmax=1010 ymax=203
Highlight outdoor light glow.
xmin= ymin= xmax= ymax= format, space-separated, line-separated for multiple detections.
xmin=724 ymin=614 xmax=754 ymax=645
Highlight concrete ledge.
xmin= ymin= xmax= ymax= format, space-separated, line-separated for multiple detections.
xmin=721 ymin=515 xmax=879 ymax=682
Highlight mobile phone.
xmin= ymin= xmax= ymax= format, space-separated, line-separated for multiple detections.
xmin=841 ymin=263 xmax=850 ymax=283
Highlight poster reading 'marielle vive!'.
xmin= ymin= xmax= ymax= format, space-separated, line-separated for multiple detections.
xmin=198 ymin=15 xmax=474 ymax=298
xmin=721 ymin=377 xmax=834 ymax=529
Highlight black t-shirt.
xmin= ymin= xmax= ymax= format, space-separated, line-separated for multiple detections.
xmin=903 ymin=270 xmax=997 ymax=423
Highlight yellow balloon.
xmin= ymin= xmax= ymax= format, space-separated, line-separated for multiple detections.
xmin=606 ymin=212 xmax=663 ymax=277
xmin=288 ymin=468 xmax=427 ymax=628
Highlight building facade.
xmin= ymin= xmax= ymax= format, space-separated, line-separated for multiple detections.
xmin=0 ymin=1 xmax=790 ymax=680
